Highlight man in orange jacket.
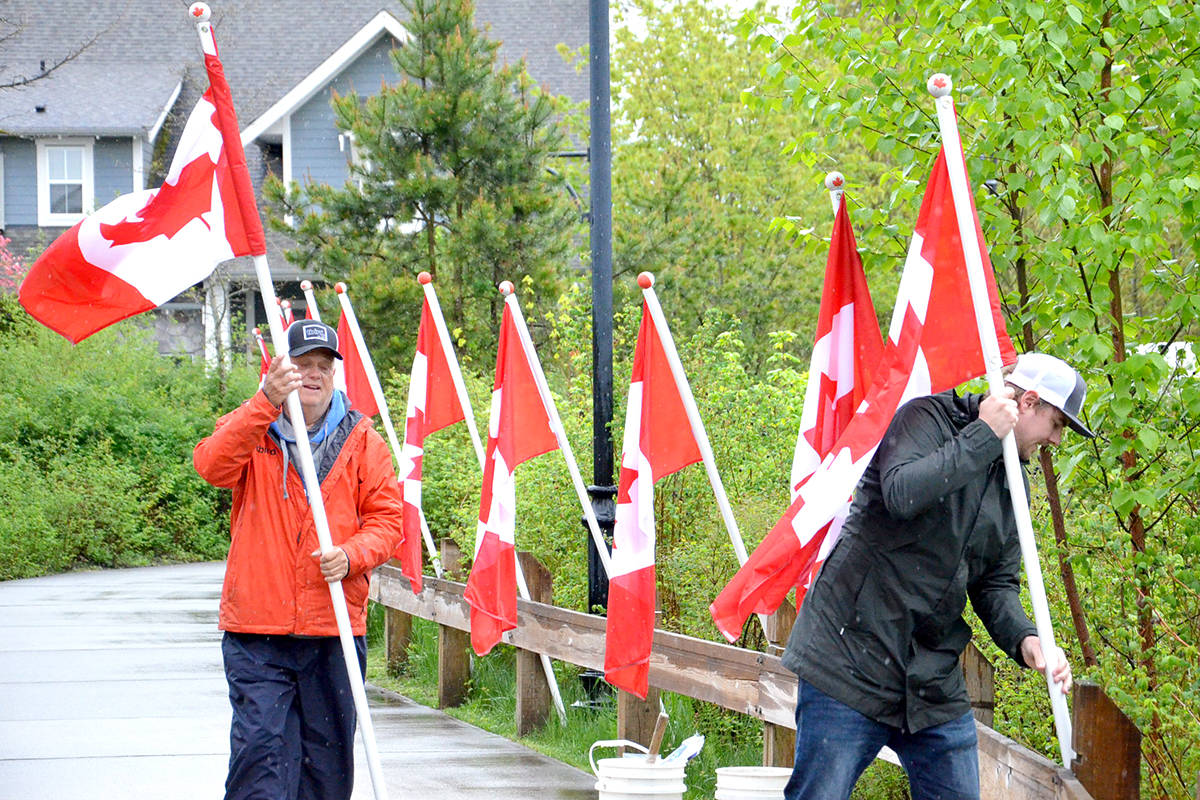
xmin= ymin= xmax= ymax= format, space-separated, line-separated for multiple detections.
xmin=194 ymin=319 xmax=404 ymax=800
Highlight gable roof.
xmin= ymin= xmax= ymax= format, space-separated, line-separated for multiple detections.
xmin=0 ymin=0 xmax=588 ymax=140
xmin=240 ymin=11 xmax=411 ymax=146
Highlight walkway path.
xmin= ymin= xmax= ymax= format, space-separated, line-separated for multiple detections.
xmin=0 ymin=562 xmax=596 ymax=799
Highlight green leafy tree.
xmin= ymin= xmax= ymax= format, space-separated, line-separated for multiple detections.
xmin=742 ymin=1 xmax=1200 ymax=794
xmin=265 ymin=0 xmax=579 ymax=368
xmin=609 ymin=0 xmax=889 ymax=366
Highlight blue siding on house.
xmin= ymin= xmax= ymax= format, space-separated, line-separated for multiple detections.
xmin=1 ymin=138 xmax=38 ymax=227
xmin=291 ymin=35 xmax=403 ymax=189
xmin=93 ymin=137 xmax=133 ymax=204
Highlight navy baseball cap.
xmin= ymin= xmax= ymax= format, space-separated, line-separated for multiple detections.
xmin=286 ymin=320 xmax=342 ymax=359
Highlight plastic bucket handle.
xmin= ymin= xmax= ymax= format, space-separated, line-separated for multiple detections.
xmin=589 ymin=739 xmax=650 ymax=777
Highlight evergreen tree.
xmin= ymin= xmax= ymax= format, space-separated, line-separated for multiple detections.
xmin=266 ymin=0 xmax=578 ymax=368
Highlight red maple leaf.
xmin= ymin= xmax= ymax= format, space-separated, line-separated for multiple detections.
xmin=100 ymin=154 xmax=216 ymax=247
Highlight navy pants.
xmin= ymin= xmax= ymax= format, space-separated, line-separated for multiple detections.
xmin=221 ymin=632 xmax=367 ymax=800
xmin=785 ymin=678 xmax=980 ymax=800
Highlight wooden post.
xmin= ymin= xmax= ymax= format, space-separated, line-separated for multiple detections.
xmin=437 ymin=539 xmax=470 ymax=709
xmin=763 ymin=721 xmax=795 ymax=768
xmin=515 ymin=550 xmax=553 ymax=735
xmin=762 ymin=597 xmax=797 ymax=767
xmin=618 ymin=686 xmax=661 ymax=752
xmin=382 ymin=557 xmax=413 ymax=676
xmin=385 ymin=606 xmax=413 ymax=677
xmin=1071 ymin=681 xmax=1141 ymax=800
xmin=960 ymin=641 xmax=995 ymax=728
xmin=763 ymin=597 xmax=797 ymax=652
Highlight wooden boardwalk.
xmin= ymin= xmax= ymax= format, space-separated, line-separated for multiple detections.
xmin=0 ymin=563 xmax=596 ymax=800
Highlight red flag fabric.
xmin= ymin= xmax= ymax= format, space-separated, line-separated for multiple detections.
xmin=464 ymin=301 xmax=558 ymax=656
xmin=19 ymin=32 xmax=264 ymax=343
xmin=18 ymin=90 xmax=254 ymax=342
xmin=336 ymin=310 xmax=379 ymax=417
xmin=395 ymin=295 xmax=466 ymax=592
xmin=604 ymin=301 xmax=703 ymax=698
xmin=710 ymin=147 xmax=1015 ymax=642
xmin=778 ymin=195 xmax=883 ymax=611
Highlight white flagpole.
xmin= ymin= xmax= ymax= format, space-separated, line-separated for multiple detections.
xmin=335 ymin=283 xmax=443 ymax=579
xmin=499 ymin=281 xmax=613 ymax=579
xmin=827 ymin=173 xmax=903 ymax=771
xmin=637 ymin=273 xmax=770 ymax=635
xmin=301 ymin=279 xmax=321 ymax=322
xmin=497 ymin=281 xmax=599 ymax=721
xmin=927 ymin=73 xmax=1074 ymax=767
xmin=413 ymin=275 xmax=566 ymax=719
xmin=418 ymin=272 xmax=486 ymax=467
xmin=638 ymin=273 xmax=749 ymax=564
xmin=188 ymin=7 xmax=389 ymax=798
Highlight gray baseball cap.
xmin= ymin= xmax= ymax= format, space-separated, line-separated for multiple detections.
xmin=1007 ymin=353 xmax=1093 ymax=438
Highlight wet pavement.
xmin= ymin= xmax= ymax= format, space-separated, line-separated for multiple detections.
xmin=0 ymin=562 xmax=596 ymax=799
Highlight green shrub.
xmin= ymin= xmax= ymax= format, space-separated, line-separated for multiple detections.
xmin=0 ymin=295 xmax=253 ymax=580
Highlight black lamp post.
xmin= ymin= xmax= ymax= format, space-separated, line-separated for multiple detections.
xmin=587 ymin=0 xmax=615 ymax=614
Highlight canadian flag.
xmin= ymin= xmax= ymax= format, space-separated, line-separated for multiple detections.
xmin=336 ymin=310 xmax=379 ymax=417
xmin=710 ymin=147 xmax=1016 ymax=642
xmin=395 ymin=295 xmax=465 ymax=592
xmin=19 ymin=51 xmax=261 ymax=342
xmin=783 ymin=194 xmax=883 ymax=611
xmin=463 ymin=300 xmax=558 ymax=656
xmin=604 ymin=301 xmax=702 ymax=698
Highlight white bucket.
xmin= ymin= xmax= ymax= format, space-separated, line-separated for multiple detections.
xmin=713 ymin=766 xmax=792 ymax=800
xmin=589 ymin=739 xmax=687 ymax=800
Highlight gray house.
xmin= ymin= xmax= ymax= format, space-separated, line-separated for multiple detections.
xmin=0 ymin=0 xmax=588 ymax=359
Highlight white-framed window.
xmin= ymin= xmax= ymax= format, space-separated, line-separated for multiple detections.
xmin=36 ymin=138 xmax=94 ymax=227
xmin=338 ymin=130 xmax=371 ymax=188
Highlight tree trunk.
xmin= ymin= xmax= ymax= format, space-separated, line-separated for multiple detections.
xmin=1038 ymin=449 xmax=1097 ymax=666
xmin=1099 ymin=24 xmax=1163 ymax=795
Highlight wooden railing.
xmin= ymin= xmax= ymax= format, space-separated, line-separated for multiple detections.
xmin=369 ymin=543 xmax=1141 ymax=800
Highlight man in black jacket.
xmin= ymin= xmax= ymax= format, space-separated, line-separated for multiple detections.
xmin=782 ymin=353 xmax=1091 ymax=800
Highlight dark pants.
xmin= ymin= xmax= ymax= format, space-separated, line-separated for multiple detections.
xmin=785 ymin=678 xmax=980 ymax=800
xmin=221 ymin=632 xmax=367 ymax=800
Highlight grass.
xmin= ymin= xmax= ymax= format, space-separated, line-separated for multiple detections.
xmin=365 ymin=602 xmax=911 ymax=799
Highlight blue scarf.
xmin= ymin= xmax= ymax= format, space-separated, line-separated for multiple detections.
xmin=270 ymin=391 xmax=349 ymax=499
xmin=270 ymin=390 xmax=348 ymax=447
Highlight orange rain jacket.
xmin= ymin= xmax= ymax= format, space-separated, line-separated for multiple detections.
xmin=194 ymin=390 xmax=404 ymax=637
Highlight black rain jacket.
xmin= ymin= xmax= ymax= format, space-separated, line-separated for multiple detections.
xmin=781 ymin=391 xmax=1037 ymax=732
